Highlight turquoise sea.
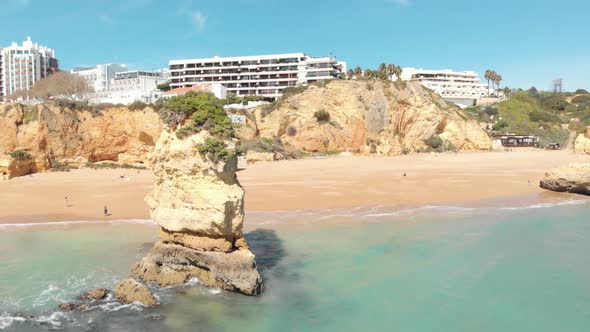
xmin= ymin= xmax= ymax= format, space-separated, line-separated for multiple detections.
xmin=1 ymin=199 xmax=590 ymax=331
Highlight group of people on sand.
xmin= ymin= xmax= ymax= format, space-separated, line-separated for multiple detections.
xmin=64 ymin=196 xmax=110 ymax=216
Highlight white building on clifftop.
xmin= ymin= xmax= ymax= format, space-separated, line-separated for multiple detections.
xmin=169 ymin=53 xmax=346 ymax=100
xmin=400 ymin=68 xmax=490 ymax=108
xmin=90 ymin=69 xmax=169 ymax=104
xmin=71 ymin=64 xmax=128 ymax=92
xmin=0 ymin=37 xmax=59 ymax=100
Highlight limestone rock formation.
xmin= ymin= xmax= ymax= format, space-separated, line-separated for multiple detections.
xmin=574 ymin=127 xmax=590 ymax=154
xmin=114 ymin=278 xmax=157 ymax=306
xmin=540 ymin=163 xmax=590 ymax=195
xmin=237 ymin=80 xmax=492 ymax=155
xmin=80 ymin=288 xmax=109 ymax=301
xmin=132 ymin=130 xmax=263 ymax=295
xmin=0 ymin=155 xmax=36 ymax=180
xmin=58 ymin=303 xmax=90 ymax=311
xmin=0 ymin=104 xmax=163 ymax=175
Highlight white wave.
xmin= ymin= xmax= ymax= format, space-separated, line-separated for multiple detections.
xmin=0 ymin=313 xmax=26 ymax=330
xmin=365 ymin=205 xmax=476 ymax=218
xmin=247 ymin=198 xmax=590 ymax=224
xmin=34 ymin=311 xmax=68 ymax=329
xmin=208 ymin=288 xmax=222 ymax=295
xmin=98 ymin=302 xmax=145 ymax=312
xmin=185 ymin=278 xmax=202 ymax=286
xmin=0 ymin=219 xmax=155 ymax=230
xmin=499 ymin=198 xmax=590 ymax=211
xmin=33 ymin=284 xmax=66 ymax=308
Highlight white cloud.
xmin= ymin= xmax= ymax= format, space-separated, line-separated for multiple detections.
xmin=389 ymin=0 xmax=409 ymax=5
xmin=98 ymin=14 xmax=114 ymax=25
xmin=190 ymin=11 xmax=207 ymax=31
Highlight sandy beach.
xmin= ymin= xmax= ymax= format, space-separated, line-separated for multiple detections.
xmin=0 ymin=150 xmax=587 ymax=224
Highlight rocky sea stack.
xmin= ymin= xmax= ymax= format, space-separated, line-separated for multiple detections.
xmin=540 ymin=163 xmax=590 ymax=196
xmin=131 ymin=93 xmax=263 ymax=296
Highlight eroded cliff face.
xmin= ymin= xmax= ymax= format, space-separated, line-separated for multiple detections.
xmin=132 ymin=130 xmax=263 ymax=295
xmin=574 ymin=127 xmax=590 ymax=154
xmin=238 ymin=80 xmax=492 ymax=154
xmin=0 ymin=104 xmax=163 ymax=171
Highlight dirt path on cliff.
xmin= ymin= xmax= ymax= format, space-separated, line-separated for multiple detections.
xmin=0 ymin=150 xmax=587 ymax=224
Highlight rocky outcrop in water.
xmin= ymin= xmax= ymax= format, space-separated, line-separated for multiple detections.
xmin=114 ymin=278 xmax=157 ymax=306
xmin=80 ymin=288 xmax=109 ymax=301
xmin=237 ymin=80 xmax=492 ymax=154
xmin=131 ymin=130 xmax=263 ymax=295
xmin=540 ymin=163 xmax=590 ymax=195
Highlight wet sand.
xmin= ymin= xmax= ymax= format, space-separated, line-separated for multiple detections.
xmin=0 ymin=150 xmax=587 ymax=224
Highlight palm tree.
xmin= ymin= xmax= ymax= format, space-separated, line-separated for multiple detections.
xmin=354 ymin=66 xmax=362 ymax=79
xmin=386 ymin=64 xmax=396 ymax=80
xmin=377 ymin=63 xmax=388 ymax=80
xmin=484 ymin=69 xmax=492 ymax=94
xmin=495 ymin=74 xmax=502 ymax=93
xmin=363 ymin=69 xmax=374 ymax=80
xmin=346 ymin=69 xmax=354 ymax=80
xmin=387 ymin=65 xmax=403 ymax=81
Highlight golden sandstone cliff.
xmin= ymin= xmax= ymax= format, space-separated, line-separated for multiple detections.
xmin=0 ymin=103 xmax=163 ymax=173
xmin=574 ymin=127 xmax=590 ymax=154
xmin=131 ymin=129 xmax=263 ymax=296
xmin=237 ymin=80 xmax=493 ymax=154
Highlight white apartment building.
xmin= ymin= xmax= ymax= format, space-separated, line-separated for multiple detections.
xmin=169 ymin=53 xmax=346 ymax=99
xmin=0 ymin=37 xmax=58 ymax=100
xmin=400 ymin=68 xmax=490 ymax=108
xmin=71 ymin=64 xmax=128 ymax=92
xmin=91 ymin=70 xmax=169 ymax=104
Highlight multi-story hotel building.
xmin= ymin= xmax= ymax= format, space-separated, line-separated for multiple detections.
xmin=71 ymin=64 xmax=128 ymax=92
xmin=91 ymin=69 xmax=170 ymax=104
xmin=400 ymin=68 xmax=490 ymax=108
xmin=169 ymin=53 xmax=346 ymax=99
xmin=0 ymin=37 xmax=58 ymax=100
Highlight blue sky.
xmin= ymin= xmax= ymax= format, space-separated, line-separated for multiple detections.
xmin=1 ymin=0 xmax=588 ymax=91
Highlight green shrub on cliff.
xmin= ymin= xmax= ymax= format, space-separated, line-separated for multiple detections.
xmin=160 ymin=92 xmax=234 ymax=139
xmin=198 ymin=137 xmax=236 ymax=163
xmin=423 ymin=135 xmax=443 ymax=149
xmin=314 ymin=110 xmax=330 ymax=123
xmin=9 ymin=150 xmax=32 ymax=160
xmin=160 ymin=92 xmax=236 ymax=163
xmin=128 ymin=101 xmax=149 ymax=111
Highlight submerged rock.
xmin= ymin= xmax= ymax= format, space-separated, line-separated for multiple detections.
xmin=58 ymin=303 xmax=77 ymax=311
xmin=114 ymin=278 xmax=157 ymax=306
xmin=540 ymin=163 xmax=590 ymax=195
xmin=58 ymin=303 xmax=90 ymax=311
xmin=80 ymin=288 xmax=109 ymax=301
xmin=132 ymin=130 xmax=263 ymax=295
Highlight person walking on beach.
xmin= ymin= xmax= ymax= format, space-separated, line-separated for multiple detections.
xmin=104 ymin=205 xmax=109 ymax=216
xmin=64 ymin=196 xmax=68 ymax=208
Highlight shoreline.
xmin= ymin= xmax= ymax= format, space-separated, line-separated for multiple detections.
xmin=0 ymin=150 xmax=588 ymax=225
xmin=1 ymin=192 xmax=588 ymax=231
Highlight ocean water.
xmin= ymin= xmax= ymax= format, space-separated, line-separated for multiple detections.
xmin=1 ymin=200 xmax=590 ymax=331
